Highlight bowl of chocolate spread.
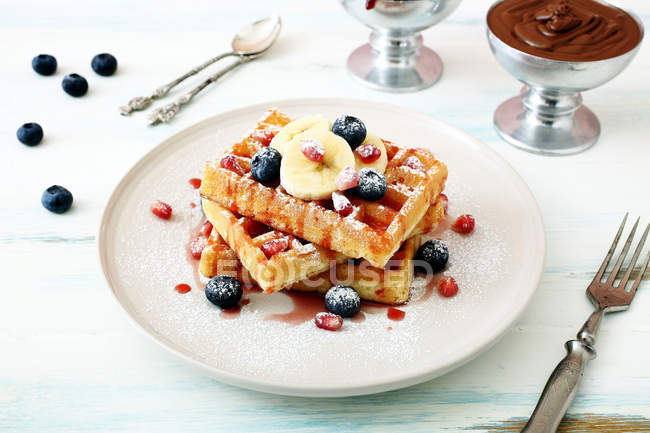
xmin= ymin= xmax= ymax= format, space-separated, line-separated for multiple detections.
xmin=485 ymin=0 xmax=643 ymax=155
xmin=487 ymin=0 xmax=643 ymax=89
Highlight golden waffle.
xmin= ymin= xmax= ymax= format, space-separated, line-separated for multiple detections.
xmin=200 ymin=196 xmax=445 ymax=301
xmin=289 ymin=235 xmax=422 ymax=305
xmin=200 ymin=109 xmax=448 ymax=268
xmin=201 ymin=229 xmax=422 ymax=305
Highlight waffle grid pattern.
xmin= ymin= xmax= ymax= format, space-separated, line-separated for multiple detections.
xmin=200 ymin=109 xmax=448 ymax=267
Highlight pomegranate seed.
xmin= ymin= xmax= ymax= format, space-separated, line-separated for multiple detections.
xmin=335 ymin=166 xmax=359 ymax=191
xmin=174 ymin=283 xmax=191 ymax=294
xmin=261 ymin=238 xmax=289 ymax=259
xmin=300 ymin=138 xmax=325 ymax=162
xmin=387 ymin=307 xmax=405 ymax=321
xmin=355 ymin=143 xmax=381 ymax=164
xmin=439 ymin=276 xmax=459 ymax=297
xmin=198 ymin=220 xmax=213 ymax=237
xmin=189 ymin=235 xmax=208 ymax=260
xmin=452 ymin=214 xmax=475 ymax=234
xmin=188 ymin=178 xmax=201 ymax=189
xmin=251 ymin=129 xmax=275 ymax=146
xmin=404 ymin=156 xmax=425 ymax=172
xmin=332 ymin=191 xmax=353 ymax=217
xmin=151 ymin=200 xmax=172 ymax=220
xmin=439 ymin=193 xmax=449 ymax=214
xmin=315 ymin=312 xmax=343 ymax=331
xmin=220 ymin=154 xmax=244 ymax=176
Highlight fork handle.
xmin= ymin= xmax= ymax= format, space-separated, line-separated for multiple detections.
xmin=521 ymin=340 xmax=596 ymax=433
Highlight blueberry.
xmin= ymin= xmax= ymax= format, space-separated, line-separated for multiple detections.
xmin=251 ymin=147 xmax=282 ymax=183
xmin=354 ymin=168 xmax=387 ymax=201
xmin=62 ymin=73 xmax=88 ymax=97
xmin=325 ymin=285 xmax=361 ymax=318
xmin=32 ymin=54 xmax=57 ymax=76
xmin=91 ymin=53 xmax=118 ymax=76
xmin=41 ymin=185 xmax=73 ymax=214
xmin=415 ymin=239 xmax=449 ymax=273
xmin=16 ymin=123 xmax=43 ymax=146
xmin=332 ymin=115 xmax=367 ymax=150
xmin=205 ymin=275 xmax=242 ymax=309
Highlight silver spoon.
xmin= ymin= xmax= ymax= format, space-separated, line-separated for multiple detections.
xmin=119 ymin=14 xmax=281 ymax=116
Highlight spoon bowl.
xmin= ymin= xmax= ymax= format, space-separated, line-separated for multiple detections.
xmin=232 ymin=14 xmax=282 ymax=57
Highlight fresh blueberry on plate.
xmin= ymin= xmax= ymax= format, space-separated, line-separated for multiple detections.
xmin=205 ymin=275 xmax=243 ymax=310
xmin=325 ymin=285 xmax=361 ymax=318
xmin=16 ymin=123 xmax=43 ymax=147
xmin=41 ymin=185 xmax=73 ymax=214
xmin=251 ymin=147 xmax=282 ymax=183
xmin=31 ymin=54 xmax=57 ymax=76
xmin=415 ymin=239 xmax=449 ymax=273
xmin=354 ymin=168 xmax=387 ymax=201
xmin=62 ymin=73 xmax=88 ymax=97
xmin=332 ymin=115 xmax=367 ymax=150
xmin=91 ymin=53 xmax=118 ymax=76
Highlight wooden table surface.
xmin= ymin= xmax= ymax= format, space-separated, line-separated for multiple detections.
xmin=1 ymin=0 xmax=649 ymax=431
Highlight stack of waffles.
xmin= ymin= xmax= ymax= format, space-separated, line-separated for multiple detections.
xmin=199 ymin=109 xmax=448 ymax=305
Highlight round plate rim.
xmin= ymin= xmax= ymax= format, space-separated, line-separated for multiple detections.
xmin=98 ymin=97 xmax=546 ymax=397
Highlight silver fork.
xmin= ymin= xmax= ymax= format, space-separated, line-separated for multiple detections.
xmin=521 ymin=214 xmax=650 ymax=433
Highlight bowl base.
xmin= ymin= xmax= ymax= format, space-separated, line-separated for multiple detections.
xmin=346 ymin=42 xmax=442 ymax=93
xmin=494 ymin=95 xmax=600 ymax=156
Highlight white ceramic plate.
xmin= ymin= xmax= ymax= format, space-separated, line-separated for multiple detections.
xmin=99 ymin=98 xmax=545 ymax=397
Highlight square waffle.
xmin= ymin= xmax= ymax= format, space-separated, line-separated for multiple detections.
xmin=200 ymin=109 xmax=448 ymax=268
xmin=200 ymin=230 xmax=422 ymax=305
xmin=200 ymin=196 xmax=445 ymax=300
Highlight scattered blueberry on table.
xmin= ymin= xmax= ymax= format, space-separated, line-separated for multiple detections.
xmin=16 ymin=123 xmax=43 ymax=147
xmin=332 ymin=115 xmax=367 ymax=149
xmin=31 ymin=54 xmax=57 ymax=76
xmin=91 ymin=53 xmax=118 ymax=76
xmin=354 ymin=168 xmax=387 ymax=201
xmin=205 ymin=275 xmax=243 ymax=310
xmin=41 ymin=185 xmax=73 ymax=214
xmin=251 ymin=147 xmax=282 ymax=183
xmin=415 ymin=239 xmax=449 ymax=273
xmin=62 ymin=73 xmax=88 ymax=97
xmin=325 ymin=285 xmax=361 ymax=318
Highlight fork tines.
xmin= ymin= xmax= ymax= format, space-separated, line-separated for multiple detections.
xmin=594 ymin=213 xmax=650 ymax=297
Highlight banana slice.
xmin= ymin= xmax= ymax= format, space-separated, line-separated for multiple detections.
xmin=270 ymin=115 xmax=330 ymax=156
xmin=280 ymin=129 xmax=355 ymax=201
xmin=354 ymin=133 xmax=388 ymax=174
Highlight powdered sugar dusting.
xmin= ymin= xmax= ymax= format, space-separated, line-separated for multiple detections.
xmin=335 ymin=165 xmax=358 ymax=191
xmin=103 ymin=104 xmax=539 ymax=393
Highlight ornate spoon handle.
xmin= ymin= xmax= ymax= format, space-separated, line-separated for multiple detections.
xmin=148 ymin=56 xmax=250 ymax=126
xmin=119 ymin=51 xmax=236 ymax=116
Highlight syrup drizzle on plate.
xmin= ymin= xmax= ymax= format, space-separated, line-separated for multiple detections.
xmin=188 ymin=178 xmax=202 ymax=189
xmin=265 ymin=291 xmax=325 ymax=326
xmin=174 ymin=283 xmax=192 ymax=294
xmin=183 ymin=182 xmax=455 ymax=326
xmin=185 ymin=218 xmax=209 ymax=289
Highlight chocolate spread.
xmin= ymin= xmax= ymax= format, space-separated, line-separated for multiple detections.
xmin=488 ymin=0 xmax=642 ymax=61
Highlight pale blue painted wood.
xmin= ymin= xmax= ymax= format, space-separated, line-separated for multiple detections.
xmin=1 ymin=0 xmax=649 ymax=431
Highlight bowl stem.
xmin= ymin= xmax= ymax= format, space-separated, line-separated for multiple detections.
xmin=346 ymin=30 xmax=443 ymax=92
xmin=493 ymin=86 xmax=601 ymax=156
